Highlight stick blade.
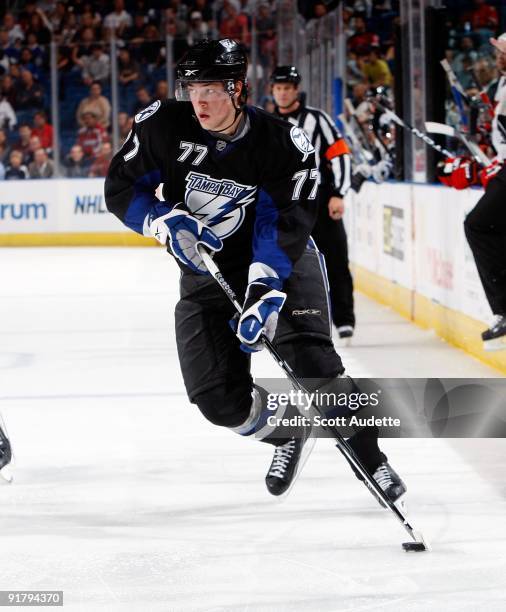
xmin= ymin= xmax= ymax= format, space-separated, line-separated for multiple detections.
xmin=425 ymin=121 xmax=456 ymax=137
xmin=402 ymin=530 xmax=430 ymax=552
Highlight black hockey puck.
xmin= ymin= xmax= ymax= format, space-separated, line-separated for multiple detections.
xmin=402 ymin=542 xmax=427 ymax=552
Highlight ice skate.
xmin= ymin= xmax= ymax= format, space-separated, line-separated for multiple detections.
xmin=482 ymin=315 xmax=506 ymax=351
xmin=265 ymin=424 xmax=315 ymax=497
xmin=337 ymin=325 xmax=354 ymax=346
xmin=0 ymin=417 xmax=13 ymax=484
xmin=365 ymin=461 xmax=407 ymax=510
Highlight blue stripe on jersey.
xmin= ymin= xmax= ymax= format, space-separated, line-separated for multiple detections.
xmin=253 ymin=189 xmax=293 ymax=289
xmin=124 ymin=169 xmax=163 ymax=234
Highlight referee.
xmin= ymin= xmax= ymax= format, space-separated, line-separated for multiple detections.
xmin=271 ymin=66 xmax=355 ymax=339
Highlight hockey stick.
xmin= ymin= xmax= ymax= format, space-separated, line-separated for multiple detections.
xmin=370 ymin=99 xmax=453 ymax=158
xmin=344 ymin=98 xmax=381 ymax=159
xmin=441 ymin=58 xmax=471 ymax=130
xmin=198 ymin=245 xmax=429 ymax=552
xmin=424 ymin=121 xmax=491 ymax=165
xmin=338 ymin=112 xmax=374 ymax=164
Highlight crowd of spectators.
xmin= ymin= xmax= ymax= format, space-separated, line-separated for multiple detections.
xmin=0 ymin=0 xmax=281 ymax=180
xmin=442 ymin=0 xmax=506 ymax=157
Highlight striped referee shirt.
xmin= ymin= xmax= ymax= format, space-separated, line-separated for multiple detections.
xmin=275 ymin=102 xmax=352 ymax=197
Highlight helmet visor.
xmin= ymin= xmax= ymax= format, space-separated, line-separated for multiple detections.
xmin=175 ymin=80 xmax=233 ymax=102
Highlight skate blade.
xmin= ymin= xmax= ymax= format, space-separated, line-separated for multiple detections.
xmin=483 ymin=337 xmax=506 ymax=351
xmin=273 ymin=436 xmax=317 ymax=502
xmin=0 ymin=465 xmax=13 ymax=483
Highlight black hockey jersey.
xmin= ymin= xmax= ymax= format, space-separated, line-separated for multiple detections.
xmin=105 ymin=100 xmax=319 ymax=286
xmin=274 ymin=101 xmax=351 ymax=198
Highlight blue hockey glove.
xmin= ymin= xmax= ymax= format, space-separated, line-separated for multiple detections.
xmin=148 ymin=204 xmax=222 ymax=274
xmin=233 ymin=282 xmax=287 ymax=353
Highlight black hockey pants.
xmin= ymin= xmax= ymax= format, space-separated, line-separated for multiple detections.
xmin=464 ymin=169 xmax=506 ymax=315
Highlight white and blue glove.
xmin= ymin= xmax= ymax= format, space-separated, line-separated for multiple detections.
xmin=148 ymin=204 xmax=223 ymax=274
xmin=233 ymin=282 xmax=287 ymax=353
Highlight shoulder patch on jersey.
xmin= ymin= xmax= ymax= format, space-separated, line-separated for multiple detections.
xmin=290 ymin=126 xmax=315 ymax=162
xmin=135 ymin=100 xmax=161 ymax=123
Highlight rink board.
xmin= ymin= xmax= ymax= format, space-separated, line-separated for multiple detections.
xmin=0 ymin=177 xmax=155 ymax=246
xmin=0 ymin=177 xmax=504 ymax=371
xmin=346 ymin=181 xmax=506 ymax=374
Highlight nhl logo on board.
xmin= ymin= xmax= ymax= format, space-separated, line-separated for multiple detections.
xmin=216 ymin=140 xmax=227 ymax=151
xmin=290 ymin=126 xmax=315 ymax=161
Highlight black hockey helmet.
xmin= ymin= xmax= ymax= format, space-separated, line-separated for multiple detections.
xmin=270 ymin=65 xmax=302 ymax=85
xmin=176 ymin=38 xmax=248 ymax=103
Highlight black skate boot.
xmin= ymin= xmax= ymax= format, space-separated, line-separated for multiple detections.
xmin=337 ymin=325 xmax=354 ymax=339
xmin=265 ymin=426 xmax=315 ymax=497
xmin=346 ymin=427 xmax=406 ymax=508
xmin=0 ymin=418 xmax=13 ymax=483
xmin=368 ymin=461 xmax=406 ymax=507
xmin=482 ymin=315 xmax=506 ymax=351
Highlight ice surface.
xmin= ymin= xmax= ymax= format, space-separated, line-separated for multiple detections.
xmin=1 ymin=248 xmax=505 ymax=611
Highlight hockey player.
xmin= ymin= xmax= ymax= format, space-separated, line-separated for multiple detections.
xmin=0 ymin=415 xmax=12 ymax=483
xmin=270 ymin=66 xmax=355 ymax=340
xmin=105 ymin=39 xmax=406 ymax=501
xmin=438 ymin=34 xmax=506 ymax=350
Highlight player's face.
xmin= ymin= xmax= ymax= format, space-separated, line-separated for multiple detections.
xmin=187 ymin=82 xmax=238 ymax=132
xmin=272 ymin=83 xmax=298 ymax=109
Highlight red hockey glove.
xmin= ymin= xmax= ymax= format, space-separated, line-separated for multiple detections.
xmin=437 ymin=157 xmax=478 ymax=190
xmin=479 ymin=159 xmax=503 ymax=189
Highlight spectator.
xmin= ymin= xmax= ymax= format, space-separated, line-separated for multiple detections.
xmin=473 ymin=57 xmax=496 ymax=89
xmin=118 ymin=48 xmax=140 ymax=87
xmin=0 ymin=94 xmax=16 ymax=130
xmin=155 ymin=79 xmax=169 ymax=100
xmin=0 ymin=128 xmax=11 ymax=165
xmin=452 ymin=36 xmax=479 ymax=86
xmin=3 ymin=13 xmax=24 ymax=46
xmin=89 ymin=141 xmax=113 ymax=177
xmin=190 ymin=0 xmax=214 ymax=23
xmin=256 ymin=3 xmax=276 ymax=67
xmin=460 ymin=0 xmax=498 ymax=33
xmin=28 ymin=147 xmax=54 ymax=178
xmin=81 ymin=44 xmax=110 ymax=86
xmin=76 ymin=111 xmax=108 ymax=159
xmin=76 ymin=81 xmax=111 ymax=129
xmin=59 ymin=11 xmax=79 ymax=45
xmin=64 ymin=144 xmax=90 ymax=178
xmin=31 ymin=111 xmax=53 ymax=149
xmin=25 ymin=32 xmax=46 ymax=69
xmin=5 ymin=150 xmax=29 ymax=180
xmin=26 ymin=12 xmax=51 ymax=45
xmin=71 ymin=26 xmax=96 ymax=69
xmin=15 ymin=69 xmax=44 ymax=111
xmin=163 ymin=19 xmax=189 ymax=63
xmin=0 ymin=74 xmax=16 ymax=108
xmin=187 ymin=12 xmax=210 ymax=46
xmin=118 ymin=111 xmax=133 ymax=142
xmin=139 ymin=24 xmax=164 ymax=71
xmin=104 ymin=0 xmax=133 ymax=38
xmin=78 ymin=8 xmax=102 ymax=34
xmin=19 ymin=48 xmax=42 ymax=80
xmin=219 ymin=3 xmax=250 ymax=46
xmin=48 ymin=1 xmax=68 ymax=35
xmin=0 ymin=27 xmax=20 ymax=66
xmin=124 ymin=13 xmax=147 ymax=43
xmin=12 ymin=124 xmax=32 ymax=161
xmin=18 ymin=2 xmax=39 ymax=33
xmin=167 ymin=0 xmax=189 ymax=23
xmin=348 ymin=15 xmax=379 ymax=54
xmin=26 ymin=135 xmax=43 ymax=165
xmin=360 ymin=45 xmax=393 ymax=87
xmin=133 ymin=86 xmax=153 ymax=115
